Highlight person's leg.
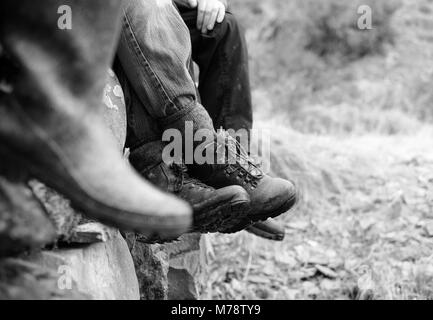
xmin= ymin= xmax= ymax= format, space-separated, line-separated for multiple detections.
xmin=179 ymin=8 xmax=253 ymax=133
xmin=0 ymin=0 xmax=191 ymax=237
xmin=116 ymin=0 xmax=213 ymax=133
xmin=113 ymin=58 xmax=163 ymax=151
xmin=113 ymin=60 xmax=251 ymax=235
xmin=116 ymin=0 xmax=297 ymax=229
xmin=178 ymin=8 xmax=295 ymax=237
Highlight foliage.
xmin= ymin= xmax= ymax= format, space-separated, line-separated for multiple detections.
xmin=303 ymin=0 xmax=399 ymax=62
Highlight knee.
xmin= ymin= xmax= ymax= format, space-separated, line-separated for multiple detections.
xmin=219 ymin=12 xmax=243 ymax=38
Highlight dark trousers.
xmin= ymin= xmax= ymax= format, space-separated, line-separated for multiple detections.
xmin=179 ymin=7 xmax=253 ymax=132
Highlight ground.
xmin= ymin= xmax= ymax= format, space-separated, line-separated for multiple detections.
xmin=203 ymin=0 xmax=433 ymax=300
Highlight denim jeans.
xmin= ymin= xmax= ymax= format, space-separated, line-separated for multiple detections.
xmin=116 ymin=0 xmax=197 ymax=124
xmin=114 ymin=57 xmax=163 ymax=150
xmin=116 ymin=0 xmax=253 ymax=150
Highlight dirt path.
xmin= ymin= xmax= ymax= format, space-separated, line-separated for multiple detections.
xmin=204 ymin=126 xmax=433 ymax=300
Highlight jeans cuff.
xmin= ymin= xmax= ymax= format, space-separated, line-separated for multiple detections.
xmin=158 ymin=99 xmax=197 ymax=128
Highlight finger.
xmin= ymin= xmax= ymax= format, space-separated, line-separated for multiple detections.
xmin=216 ymin=5 xmax=226 ymax=23
xmin=188 ymin=0 xmax=198 ymax=8
xmin=197 ymin=0 xmax=207 ymax=30
xmin=207 ymin=8 xmax=219 ymax=31
xmin=201 ymin=6 xmax=213 ymax=33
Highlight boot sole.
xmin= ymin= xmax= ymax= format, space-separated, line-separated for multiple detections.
xmin=0 ymin=143 xmax=190 ymax=238
xmin=135 ymin=198 xmax=251 ymax=244
xmin=245 ymin=225 xmax=285 ymax=241
xmin=193 ymin=196 xmax=251 ymax=234
xmin=221 ymin=194 xmax=298 ymax=234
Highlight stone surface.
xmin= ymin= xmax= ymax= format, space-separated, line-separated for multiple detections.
xmin=166 ymin=234 xmax=205 ymax=300
xmin=127 ymin=233 xmax=207 ymax=300
xmin=29 ymin=231 xmax=139 ymax=300
xmin=68 ymin=222 xmax=117 ymax=244
xmin=103 ymin=69 xmax=127 ymax=151
xmin=126 ymin=233 xmax=170 ymax=300
xmin=0 ymin=257 xmax=88 ymax=300
xmin=28 ymin=180 xmax=82 ymax=240
xmin=0 ymin=177 xmax=56 ymax=258
xmin=168 ymin=268 xmax=198 ymax=300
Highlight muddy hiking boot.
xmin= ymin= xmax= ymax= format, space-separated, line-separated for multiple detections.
xmin=129 ymin=141 xmax=251 ymax=236
xmin=246 ymin=219 xmax=285 ymax=242
xmin=189 ymin=131 xmax=298 ymax=226
xmin=0 ymin=0 xmax=192 ymax=238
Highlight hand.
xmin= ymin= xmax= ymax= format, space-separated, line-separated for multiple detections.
xmin=195 ymin=0 xmax=226 ymax=34
xmin=175 ymin=0 xmax=200 ymax=8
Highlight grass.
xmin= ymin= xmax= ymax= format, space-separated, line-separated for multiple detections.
xmin=202 ymin=0 xmax=433 ymax=300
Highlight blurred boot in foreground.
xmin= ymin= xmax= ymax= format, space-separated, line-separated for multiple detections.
xmin=0 ymin=0 xmax=192 ymax=238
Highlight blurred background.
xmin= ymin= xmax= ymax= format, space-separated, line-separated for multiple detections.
xmin=203 ymin=0 xmax=433 ymax=300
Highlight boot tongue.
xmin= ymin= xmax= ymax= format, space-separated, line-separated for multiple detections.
xmin=171 ymin=163 xmax=209 ymax=191
xmin=129 ymin=141 xmax=165 ymax=173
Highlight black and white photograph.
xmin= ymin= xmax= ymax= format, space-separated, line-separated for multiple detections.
xmin=0 ymin=0 xmax=432 ymax=305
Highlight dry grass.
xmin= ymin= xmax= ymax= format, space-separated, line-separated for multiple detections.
xmin=202 ymin=0 xmax=433 ymax=300
xmin=203 ymin=126 xmax=433 ymax=300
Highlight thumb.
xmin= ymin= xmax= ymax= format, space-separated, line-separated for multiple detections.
xmin=188 ymin=0 xmax=198 ymax=8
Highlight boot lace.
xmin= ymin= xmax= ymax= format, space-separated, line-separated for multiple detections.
xmin=203 ymin=131 xmax=264 ymax=186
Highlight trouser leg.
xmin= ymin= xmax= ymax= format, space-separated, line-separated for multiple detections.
xmin=113 ymin=59 xmax=162 ymax=150
xmin=116 ymin=0 xmax=198 ymax=122
xmin=116 ymin=0 xmax=215 ymax=160
xmin=179 ymin=8 xmax=253 ymax=132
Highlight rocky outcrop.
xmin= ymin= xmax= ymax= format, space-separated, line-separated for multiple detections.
xmin=28 ymin=230 xmax=140 ymax=300
xmin=166 ymin=234 xmax=205 ymax=300
xmin=0 ymin=178 xmax=56 ymax=258
xmin=126 ymin=234 xmax=170 ymax=300
xmin=0 ymin=257 xmax=88 ymax=300
xmin=127 ymin=233 xmax=206 ymax=300
xmin=0 ymin=227 xmax=139 ymax=300
xmin=28 ymin=180 xmax=82 ymax=241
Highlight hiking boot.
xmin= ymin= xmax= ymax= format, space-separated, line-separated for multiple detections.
xmin=130 ymin=142 xmax=251 ymax=234
xmin=189 ymin=131 xmax=298 ymax=224
xmin=0 ymin=0 xmax=192 ymax=238
xmin=246 ymin=219 xmax=285 ymax=241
